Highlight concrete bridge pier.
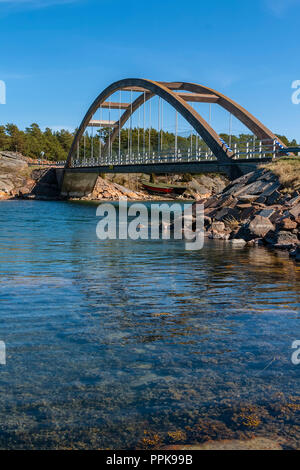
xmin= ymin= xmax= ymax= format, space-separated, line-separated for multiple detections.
xmin=57 ymin=169 xmax=99 ymax=198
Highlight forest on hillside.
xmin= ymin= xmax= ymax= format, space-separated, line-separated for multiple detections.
xmin=0 ymin=122 xmax=298 ymax=161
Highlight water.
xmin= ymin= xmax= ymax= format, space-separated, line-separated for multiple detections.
xmin=0 ymin=200 xmax=299 ymax=449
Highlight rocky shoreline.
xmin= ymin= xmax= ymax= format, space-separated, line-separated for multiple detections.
xmin=0 ymin=151 xmax=228 ymax=202
xmin=189 ymin=168 xmax=300 ymax=261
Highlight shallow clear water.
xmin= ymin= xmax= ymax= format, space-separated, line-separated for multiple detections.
xmin=0 ymin=200 xmax=299 ymax=449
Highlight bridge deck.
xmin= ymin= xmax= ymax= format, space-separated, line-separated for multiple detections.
xmin=65 ymin=157 xmax=272 ymax=177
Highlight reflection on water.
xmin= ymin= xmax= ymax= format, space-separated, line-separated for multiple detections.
xmin=0 ymin=200 xmax=299 ymax=449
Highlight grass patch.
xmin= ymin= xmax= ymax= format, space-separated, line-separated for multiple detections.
xmin=223 ymin=215 xmax=240 ymax=230
xmin=261 ymin=156 xmax=300 ymax=193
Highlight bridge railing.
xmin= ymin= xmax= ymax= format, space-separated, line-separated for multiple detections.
xmin=231 ymin=139 xmax=278 ymax=160
xmin=71 ymin=138 xmax=289 ymax=167
xmin=28 ymin=160 xmax=65 ymax=167
xmin=22 ymin=139 xmax=294 ymax=169
xmin=72 ymin=149 xmax=218 ymax=167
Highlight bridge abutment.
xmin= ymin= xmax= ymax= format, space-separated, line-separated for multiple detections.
xmin=59 ymin=170 xmax=99 ymax=198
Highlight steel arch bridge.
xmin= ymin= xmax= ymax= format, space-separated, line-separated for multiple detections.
xmin=66 ymin=78 xmax=287 ymax=171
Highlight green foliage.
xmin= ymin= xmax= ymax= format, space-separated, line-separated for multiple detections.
xmin=0 ymin=123 xmax=74 ymax=161
xmin=0 ymin=123 xmax=297 ymax=161
xmin=219 ymin=133 xmax=298 ymax=148
xmin=275 ymin=134 xmax=298 ymax=147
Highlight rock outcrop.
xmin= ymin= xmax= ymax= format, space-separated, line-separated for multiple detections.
xmin=81 ymin=176 xmax=157 ymax=201
xmin=0 ymin=152 xmax=62 ymax=200
xmin=179 ymin=168 xmax=299 ymax=259
xmin=0 ymin=151 xmax=33 ymax=199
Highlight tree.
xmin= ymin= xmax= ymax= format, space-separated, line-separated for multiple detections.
xmin=0 ymin=123 xmax=298 ymax=160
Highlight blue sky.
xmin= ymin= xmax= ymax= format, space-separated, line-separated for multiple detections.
xmin=0 ymin=0 xmax=300 ymax=141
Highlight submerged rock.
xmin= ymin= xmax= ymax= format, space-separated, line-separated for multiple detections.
xmin=163 ymin=437 xmax=284 ymax=450
xmin=290 ymin=246 xmax=300 ymax=261
xmin=265 ymin=230 xmax=299 ymax=248
xmin=229 ymin=238 xmax=247 ymax=246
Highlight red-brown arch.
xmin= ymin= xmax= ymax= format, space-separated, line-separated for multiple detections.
xmin=160 ymin=81 xmax=285 ymax=144
xmin=66 ymin=78 xmax=286 ymax=168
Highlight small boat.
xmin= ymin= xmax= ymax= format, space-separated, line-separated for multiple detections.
xmin=142 ymin=180 xmax=187 ymax=195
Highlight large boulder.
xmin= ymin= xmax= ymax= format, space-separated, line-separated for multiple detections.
xmin=0 ymin=151 xmax=29 ymax=198
xmin=210 ymin=221 xmax=225 ymax=232
xmin=190 ymin=174 xmax=228 ymax=195
xmin=235 ymin=215 xmax=274 ymax=242
xmin=265 ymin=230 xmax=299 ymax=248
xmin=290 ymin=203 xmax=300 ymax=219
xmin=249 ymin=216 xmax=275 ymax=237
xmin=208 ymin=230 xmax=230 ymax=240
xmin=0 ymin=151 xmax=28 ymax=171
xmin=278 ymin=217 xmax=298 ymax=231
xmin=229 ymin=238 xmax=247 ymax=246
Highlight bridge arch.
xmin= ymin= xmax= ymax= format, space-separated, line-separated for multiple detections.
xmin=66 ymin=78 xmax=286 ymax=168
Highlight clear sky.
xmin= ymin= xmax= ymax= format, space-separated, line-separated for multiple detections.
xmin=0 ymin=0 xmax=300 ymax=141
